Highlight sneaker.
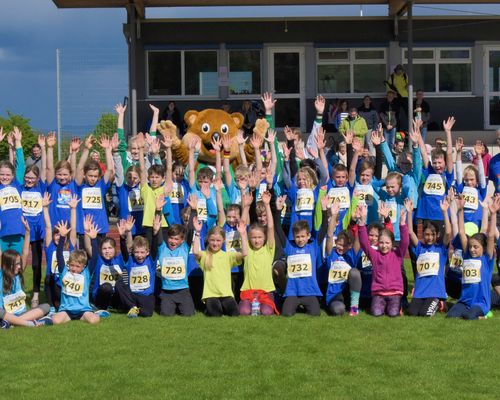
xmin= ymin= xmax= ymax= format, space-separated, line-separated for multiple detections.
xmin=34 ymin=316 xmax=53 ymax=326
xmin=349 ymin=306 xmax=359 ymax=316
xmin=485 ymin=311 xmax=494 ymax=319
xmin=48 ymin=307 xmax=56 ymax=316
xmin=95 ymin=310 xmax=111 ymax=318
xmin=127 ymin=306 xmax=140 ymax=318
xmin=0 ymin=320 xmax=12 ymax=329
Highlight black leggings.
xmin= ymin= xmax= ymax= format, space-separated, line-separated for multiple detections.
xmin=114 ymin=279 xmax=155 ymax=317
xmin=205 ymin=297 xmax=239 ymax=317
xmin=407 ymin=297 xmax=440 ymax=317
xmin=44 ymin=276 xmax=61 ymax=309
xmin=31 ymin=240 xmax=43 ymax=293
xmin=282 ymin=296 xmax=321 ymax=316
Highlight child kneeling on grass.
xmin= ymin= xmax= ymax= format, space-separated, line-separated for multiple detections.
xmin=358 ymin=203 xmax=409 ymax=317
xmin=0 ymin=219 xmax=52 ymax=328
xmin=193 ymin=217 xmax=248 ymax=317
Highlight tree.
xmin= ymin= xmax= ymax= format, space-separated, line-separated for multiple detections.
xmin=91 ymin=112 xmax=117 ymax=158
xmin=0 ymin=111 xmax=38 ymax=161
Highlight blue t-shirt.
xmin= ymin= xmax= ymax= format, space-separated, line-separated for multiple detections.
xmin=459 ymin=252 xmax=494 ymax=315
xmin=488 ymin=153 xmax=500 ymax=193
xmin=167 ymin=180 xmax=189 ymax=225
xmin=325 ymin=181 xmax=354 ymax=237
xmin=378 ymin=191 xmax=404 ymax=241
xmin=416 ymin=166 xmax=454 ymax=221
xmin=47 ymin=179 xmax=78 ymax=226
xmin=59 ymin=266 xmax=92 ymax=313
xmin=0 ymin=271 xmax=27 ymax=316
xmin=91 ymin=254 xmax=124 ymax=298
xmin=45 ymin=241 xmax=73 ymax=286
xmin=354 ymin=180 xmax=381 ymax=224
xmin=287 ymin=181 xmax=321 ymax=239
xmin=188 ymin=224 xmax=207 ymax=277
xmin=189 ymin=185 xmax=218 ymax=230
xmin=124 ymin=256 xmax=156 ymax=296
xmin=412 ymin=242 xmax=447 ymax=299
xmin=117 ymin=183 xmax=144 ymax=235
xmin=0 ymin=180 xmax=25 ymax=237
xmin=446 ymin=235 xmax=463 ymax=283
xmin=21 ymin=181 xmax=46 ymax=242
xmin=325 ymin=248 xmax=359 ymax=305
xmin=455 ymin=183 xmax=486 ymax=227
xmin=222 ymin=223 xmax=243 ymax=273
xmin=77 ymin=179 xmax=111 ymax=234
xmin=284 ymin=240 xmax=322 ymax=297
xmin=357 ymin=248 xmax=374 ymax=299
xmin=157 ymin=242 xmax=190 ymax=290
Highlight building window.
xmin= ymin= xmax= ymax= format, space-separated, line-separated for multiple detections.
xmin=403 ymin=48 xmax=472 ymax=93
xmin=147 ymin=50 xmax=218 ymax=97
xmin=316 ymin=48 xmax=386 ymax=94
xmin=228 ymin=50 xmax=261 ymax=95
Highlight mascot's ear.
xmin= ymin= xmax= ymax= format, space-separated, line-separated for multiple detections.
xmin=231 ymin=112 xmax=244 ymax=129
xmin=184 ymin=110 xmax=199 ymax=126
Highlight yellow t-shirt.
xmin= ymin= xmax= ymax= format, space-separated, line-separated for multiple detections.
xmin=140 ymin=184 xmax=167 ymax=227
xmin=199 ymin=250 xmax=241 ymax=300
xmin=240 ymin=241 xmax=276 ymax=293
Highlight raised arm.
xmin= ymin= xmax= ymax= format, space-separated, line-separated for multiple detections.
xmin=67 ymin=194 xmax=79 ymax=248
xmin=192 ymin=217 xmax=203 ymax=260
xmin=404 ymin=198 xmax=419 ymax=247
xmin=213 ymin=179 xmax=226 ymax=227
xmin=221 ymin=134 xmax=233 ymax=188
xmin=443 ymin=116 xmax=455 ymax=174
xmin=38 ymin=135 xmax=47 ymax=182
xmin=250 ymin=133 xmax=264 ymax=179
xmin=315 ymin=127 xmax=330 ymax=182
xmin=349 ymin=137 xmax=362 ymax=187
xmin=236 ymin=130 xmax=248 ymax=167
xmin=455 ymin=136 xmax=464 ymax=185
xmin=75 ymin=135 xmax=94 ymax=185
xmin=212 ymin=136 xmax=223 ymax=183
xmin=55 ymin=223 xmax=70 ymax=274
xmin=162 ymin=134 xmax=173 ymax=188
xmin=21 ymin=219 xmax=31 ymax=268
xmin=42 ymin=193 xmax=53 ymax=247
xmin=136 ymin=132 xmax=148 ymax=185
xmin=13 ymin=127 xmax=25 ymax=182
xmin=261 ymin=191 xmax=275 ymax=248
xmin=455 ymin=195 xmax=468 ymax=252
xmin=474 ymin=142 xmax=487 ymax=189
xmin=148 ymin=104 xmax=160 ymax=137
xmin=487 ymin=196 xmax=500 ymax=258
xmin=265 ymin=129 xmax=277 ymax=179
xmin=111 ymin=133 xmax=124 ymax=187
xmin=188 ymin=137 xmax=197 ymax=188
xmin=236 ymin=219 xmax=248 ymax=258
xmin=371 ymin=127 xmax=384 ymax=180
xmin=440 ymin=196 xmax=452 ymax=247
xmin=99 ymin=135 xmax=115 ymax=184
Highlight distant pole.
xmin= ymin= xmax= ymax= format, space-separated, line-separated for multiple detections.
xmin=407 ymin=1 xmax=414 ymax=134
xmin=56 ymin=48 xmax=62 ymax=160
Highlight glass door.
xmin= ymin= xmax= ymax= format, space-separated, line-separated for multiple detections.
xmin=268 ymin=47 xmax=305 ymax=131
xmin=485 ymin=48 xmax=500 ymax=128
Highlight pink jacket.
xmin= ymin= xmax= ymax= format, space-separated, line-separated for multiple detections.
xmin=358 ymin=224 xmax=409 ymax=295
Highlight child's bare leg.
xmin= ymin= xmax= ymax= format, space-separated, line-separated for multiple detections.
xmin=52 ymin=311 xmax=71 ymax=325
xmin=1 ymin=311 xmax=37 ymax=327
xmin=81 ymin=311 xmax=100 ymax=324
xmin=18 ymin=304 xmax=50 ymax=321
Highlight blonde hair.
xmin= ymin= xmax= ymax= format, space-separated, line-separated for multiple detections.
xmin=204 ymin=226 xmax=225 ymax=271
xmin=385 ymin=172 xmax=402 ymax=188
xmin=234 ymin=165 xmax=250 ymax=180
xmin=297 ymin=166 xmax=318 ymax=188
xmin=68 ymin=250 xmax=88 ymax=266
xmin=463 ymin=165 xmax=479 ymax=184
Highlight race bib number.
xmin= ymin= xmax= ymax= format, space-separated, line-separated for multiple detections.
xmin=225 ymin=230 xmax=242 ymax=252
xmin=416 ymin=252 xmax=440 ymax=277
xmin=129 ymin=266 xmax=150 ymax=291
xmin=462 ymin=186 xmax=479 ymax=211
xmin=449 ymin=249 xmax=463 ymax=272
xmin=99 ymin=265 xmax=121 ymax=287
xmin=257 ymin=182 xmax=268 ymax=202
xmin=197 ymin=198 xmax=208 ymax=222
xmin=361 ymin=252 xmax=372 ymax=269
xmin=51 ymin=250 xmax=70 ymax=275
xmin=423 ymin=174 xmax=445 ymax=196
xmin=287 ymin=253 xmax=312 ymax=278
xmin=3 ymin=291 xmax=26 ymax=314
xmin=354 ymin=184 xmax=374 ymax=206
xmin=295 ymin=189 xmax=314 ymax=212
xmin=169 ymin=183 xmax=184 ymax=205
xmin=82 ymin=187 xmax=102 ymax=210
xmin=327 ymin=187 xmax=350 ymax=209
xmin=462 ymin=259 xmax=481 ymax=284
xmin=0 ymin=187 xmax=21 ymax=211
xmin=385 ymin=201 xmax=398 ymax=223
xmin=21 ymin=191 xmax=43 ymax=215
xmin=62 ymin=273 xmax=85 ymax=297
xmin=128 ymin=188 xmax=144 ymax=212
xmin=328 ymin=260 xmax=351 ymax=284
xmin=161 ymin=257 xmax=186 ymax=281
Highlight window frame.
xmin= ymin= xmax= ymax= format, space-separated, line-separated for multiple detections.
xmin=227 ymin=49 xmax=263 ymax=99
xmin=315 ymin=47 xmax=388 ymax=96
xmin=146 ymin=49 xmax=220 ymax=99
xmin=401 ymin=46 xmax=472 ymax=95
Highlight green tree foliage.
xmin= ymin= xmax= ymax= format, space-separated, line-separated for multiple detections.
xmin=91 ymin=112 xmax=117 ymax=158
xmin=0 ymin=111 xmax=39 ymax=161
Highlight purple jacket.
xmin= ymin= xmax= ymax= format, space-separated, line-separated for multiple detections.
xmin=359 ymin=224 xmax=409 ymax=295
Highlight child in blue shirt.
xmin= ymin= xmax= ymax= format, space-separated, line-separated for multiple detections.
xmin=282 ymin=220 xmax=323 ymax=316
xmin=406 ymin=197 xmax=451 ymax=317
xmin=447 ymin=194 xmax=499 ymax=319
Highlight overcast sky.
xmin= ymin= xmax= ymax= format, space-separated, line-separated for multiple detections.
xmin=1 ymin=1 xmax=500 ymax=133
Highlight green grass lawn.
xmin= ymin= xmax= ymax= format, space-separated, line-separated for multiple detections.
xmin=2 ymin=263 xmax=499 ymax=400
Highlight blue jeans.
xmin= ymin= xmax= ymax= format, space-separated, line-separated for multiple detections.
xmin=446 ymin=302 xmax=484 ymax=320
xmin=384 ymin=128 xmax=396 ymax=150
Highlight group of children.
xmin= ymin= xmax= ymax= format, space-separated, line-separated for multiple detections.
xmin=1 ymin=92 xmax=499 ymax=328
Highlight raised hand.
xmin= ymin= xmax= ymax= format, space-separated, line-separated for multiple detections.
xmin=213 ymin=178 xmax=223 ymax=192
xmin=70 ymin=137 xmax=82 ymax=154
xmin=67 ymin=194 xmax=80 ymax=209
xmin=0 ymin=127 xmax=5 ymax=142
xmin=344 ymin=130 xmax=353 ymax=145
xmin=320 ymin=194 xmax=330 ymax=210
xmin=316 ymin=127 xmax=326 ymax=151
xmin=403 ymin=198 xmax=413 ymax=213
xmin=193 ymin=216 xmax=203 ymax=233
xmin=241 ymin=192 xmax=254 ymax=209
xmin=115 ymin=103 xmax=127 ymax=115
xmin=250 ymin=133 xmax=263 ymax=150
xmin=330 ymin=199 xmax=341 ymax=217
xmin=12 ymin=126 xmax=22 ymax=142
xmin=281 ymin=143 xmax=291 ymax=161
xmin=124 ymin=215 xmax=135 ymax=232
xmin=99 ymin=135 xmax=111 ymax=149
xmin=149 ymin=138 xmax=160 ymax=155
xmin=46 ymin=131 xmax=56 ymax=148
xmin=42 ymin=192 xmax=52 ymax=208
xmin=443 ymin=116 xmax=456 ymax=132
xmin=187 ymin=193 xmax=198 ymax=209
xmin=38 ymin=134 xmax=46 ymax=149
xmin=87 ymin=222 xmax=101 ymax=239
xmin=110 ymin=132 xmax=119 ymax=152
xmin=488 ymin=194 xmax=500 ymax=214
xmin=149 ymin=104 xmax=159 ymax=114
xmin=352 ymin=137 xmax=363 ymax=154
xmin=283 ymin=125 xmax=294 ymax=142
xmin=315 ymin=95 xmax=325 ymax=115
xmin=307 ymin=145 xmax=318 ymax=159
xmin=276 ymin=195 xmax=287 ymax=211
xmin=116 ymin=219 xmax=127 ymax=237
xmin=200 ymin=183 xmax=211 ymax=199
xmin=236 ymin=129 xmax=246 ymax=146
xmin=83 ymin=214 xmax=94 ymax=233
xmin=22 ymin=217 xmax=30 ymax=232
xmin=379 ymin=202 xmax=391 ymax=219
xmin=440 ymin=197 xmax=450 ymax=212
xmin=221 ymin=134 xmax=232 ymax=152
xmin=261 ymin=92 xmax=276 ymax=114
xmin=153 ymin=214 xmax=161 ymax=234
xmin=236 ymin=219 xmax=248 ymax=235
xmin=211 ymin=136 xmax=222 ymax=152
xmin=248 ymin=169 xmax=259 ymax=190
xmin=55 ymin=221 xmax=70 ymax=237
xmin=261 ymin=191 xmax=271 ymax=205
xmin=295 ymin=141 xmax=305 ymax=160
xmin=155 ymin=193 xmax=166 ymax=211
xmin=371 ymin=129 xmax=382 ymax=146
xmin=84 ymin=134 xmax=95 ymax=150
xmin=135 ymin=132 xmax=146 ymax=149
